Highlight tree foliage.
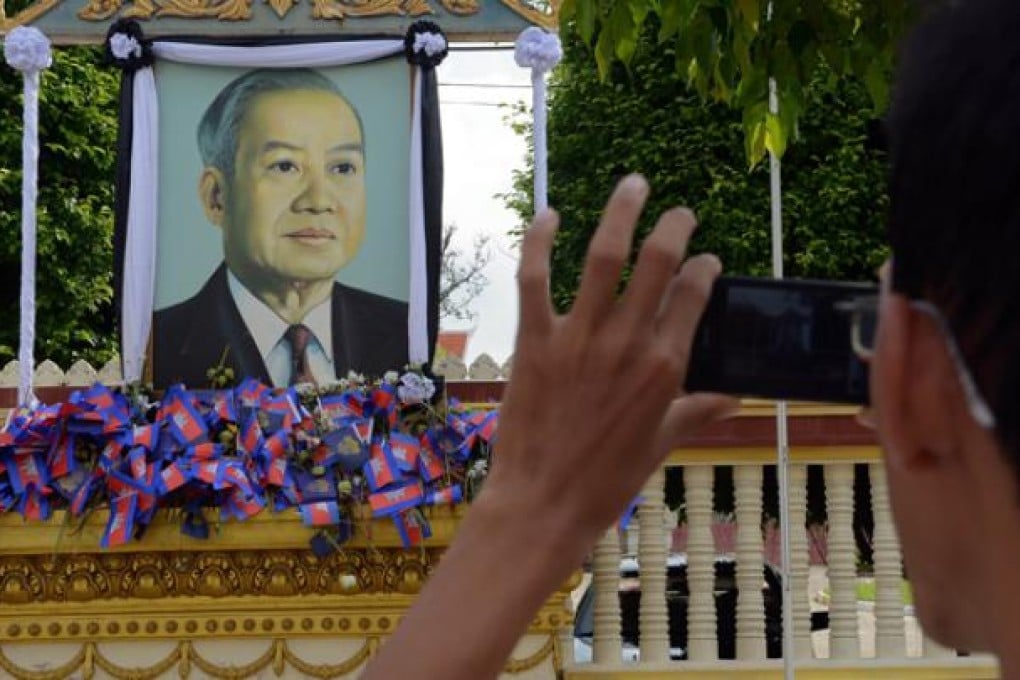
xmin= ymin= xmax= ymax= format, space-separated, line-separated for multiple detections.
xmin=560 ymin=0 xmax=918 ymax=164
xmin=504 ymin=25 xmax=889 ymax=313
xmin=0 ymin=47 xmax=119 ymax=367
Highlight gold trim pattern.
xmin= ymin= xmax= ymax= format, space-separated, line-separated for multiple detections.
xmin=0 ymin=636 xmax=557 ymax=679
xmin=0 ymin=0 xmax=64 ymax=33
xmin=0 ymin=548 xmax=441 ymax=604
xmin=498 ymin=0 xmax=556 ymax=29
xmin=77 ymin=0 xmax=252 ymax=22
xmin=310 ymin=0 xmax=432 ymax=20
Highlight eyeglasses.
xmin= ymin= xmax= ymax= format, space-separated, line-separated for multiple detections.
xmin=839 ymin=295 xmax=996 ymax=430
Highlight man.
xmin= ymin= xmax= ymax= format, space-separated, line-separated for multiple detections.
xmin=361 ymin=1 xmax=1020 ymax=678
xmin=154 ymin=68 xmax=408 ymax=388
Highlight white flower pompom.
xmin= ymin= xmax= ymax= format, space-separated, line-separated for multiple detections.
xmin=109 ymin=33 xmax=143 ymax=60
xmin=3 ymin=26 xmax=52 ymax=74
xmin=413 ymin=31 xmax=447 ymax=57
xmin=383 ymin=370 xmax=400 ymax=385
xmin=514 ymin=27 xmax=562 ymax=73
xmin=397 ymin=371 xmax=436 ymax=404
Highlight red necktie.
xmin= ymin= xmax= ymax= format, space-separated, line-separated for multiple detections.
xmin=284 ymin=324 xmax=316 ymax=386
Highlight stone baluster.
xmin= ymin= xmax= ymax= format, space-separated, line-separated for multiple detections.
xmin=826 ymin=463 xmax=858 ymax=658
xmin=734 ymin=464 xmax=766 ymax=660
xmin=638 ymin=467 xmax=669 ymax=663
xmin=923 ymin=634 xmax=956 ymax=658
xmin=870 ymin=463 xmax=906 ymax=658
xmin=685 ymin=465 xmax=717 ymax=661
xmin=788 ymin=463 xmax=813 ymax=659
xmin=592 ymin=527 xmax=622 ymax=664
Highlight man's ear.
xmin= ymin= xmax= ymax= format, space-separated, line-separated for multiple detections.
xmin=199 ymin=168 xmax=227 ymax=227
xmin=872 ymin=291 xmax=919 ymax=470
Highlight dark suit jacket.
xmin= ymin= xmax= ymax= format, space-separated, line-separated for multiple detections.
xmin=153 ymin=264 xmax=409 ymax=388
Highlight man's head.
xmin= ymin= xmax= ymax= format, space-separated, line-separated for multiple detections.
xmin=875 ymin=0 xmax=1020 ymax=653
xmin=197 ymin=69 xmax=366 ymax=292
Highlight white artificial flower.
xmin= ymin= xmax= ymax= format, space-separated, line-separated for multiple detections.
xmin=413 ymin=31 xmax=447 ymax=57
xmin=397 ymin=371 xmax=435 ymax=404
xmin=109 ymin=33 xmax=143 ymax=60
xmin=3 ymin=26 xmax=52 ymax=73
xmin=513 ymin=27 xmax=562 ymax=73
xmin=383 ymin=370 xmax=399 ymax=385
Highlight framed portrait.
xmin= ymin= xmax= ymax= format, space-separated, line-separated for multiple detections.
xmin=111 ymin=38 xmax=443 ymax=389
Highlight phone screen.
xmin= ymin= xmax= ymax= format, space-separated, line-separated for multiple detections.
xmin=684 ymin=277 xmax=877 ymax=404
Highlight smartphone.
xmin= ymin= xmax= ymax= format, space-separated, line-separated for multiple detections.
xmin=683 ymin=276 xmax=878 ymax=404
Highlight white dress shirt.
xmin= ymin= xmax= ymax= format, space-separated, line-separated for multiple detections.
xmin=227 ymin=271 xmax=336 ymax=386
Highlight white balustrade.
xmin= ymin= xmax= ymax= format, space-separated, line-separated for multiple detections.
xmin=592 ymin=527 xmax=622 ymax=664
xmin=871 ymin=463 xmax=906 ymax=658
xmin=788 ymin=463 xmax=813 ymax=659
xmin=826 ymin=463 xmax=858 ymax=658
xmin=684 ymin=465 xmax=717 ymax=661
xmin=637 ymin=467 xmax=669 ymax=662
xmin=734 ymin=464 xmax=766 ymax=660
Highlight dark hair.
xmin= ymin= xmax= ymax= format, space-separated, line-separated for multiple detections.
xmin=888 ymin=0 xmax=1020 ymax=465
xmin=197 ymin=68 xmax=361 ymax=178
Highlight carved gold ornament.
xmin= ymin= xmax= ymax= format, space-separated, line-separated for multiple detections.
xmin=77 ymin=0 xmax=252 ymax=22
xmin=0 ymin=636 xmax=556 ymax=679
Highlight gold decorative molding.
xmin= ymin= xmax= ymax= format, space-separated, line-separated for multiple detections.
xmin=0 ymin=548 xmax=440 ymax=604
xmin=0 ymin=0 xmax=64 ymax=33
xmin=498 ymin=0 xmax=555 ymax=30
xmin=77 ymin=0 xmax=252 ymax=22
xmin=436 ymin=0 xmax=478 ymax=16
xmin=0 ymin=636 xmax=556 ymax=679
xmin=310 ymin=0 xmax=431 ymax=20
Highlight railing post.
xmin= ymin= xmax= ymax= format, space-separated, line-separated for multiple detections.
xmin=592 ymin=527 xmax=622 ymax=664
xmin=871 ymin=463 xmax=906 ymax=658
xmin=735 ymin=464 xmax=766 ymax=660
xmin=685 ymin=464 xmax=717 ymax=661
xmin=638 ymin=467 xmax=670 ymax=663
xmin=788 ymin=462 xmax=813 ymax=659
xmin=826 ymin=463 xmax=858 ymax=658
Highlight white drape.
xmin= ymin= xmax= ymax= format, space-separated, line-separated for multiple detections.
xmin=408 ymin=70 xmax=428 ymax=365
xmin=121 ymin=39 xmax=431 ymax=381
xmin=18 ymin=70 xmax=40 ymax=405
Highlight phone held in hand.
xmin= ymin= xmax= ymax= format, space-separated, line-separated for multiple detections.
xmin=683 ymin=276 xmax=879 ymax=405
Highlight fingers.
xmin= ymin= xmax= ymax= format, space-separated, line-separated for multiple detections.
xmin=618 ymin=207 xmax=697 ymax=327
xmin=656 ymin=253 xmax=722 ymax=356
xmin=570 ymin=175 xmax=649 ymax=325
xmin=653 ymin=394 xmax=741 ymax=456
xmin=516 ymin=209 xmax=559 ymax=336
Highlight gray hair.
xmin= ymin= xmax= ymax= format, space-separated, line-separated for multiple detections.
xmin=197 ymin=68 xmax=361 ymax=178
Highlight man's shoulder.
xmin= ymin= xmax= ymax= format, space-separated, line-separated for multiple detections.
xmin=154 ymin=267 xmax=228 ymax=337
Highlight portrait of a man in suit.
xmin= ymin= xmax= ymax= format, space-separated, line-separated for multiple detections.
xmin=153 ymin=68 xmax=409 ymax=388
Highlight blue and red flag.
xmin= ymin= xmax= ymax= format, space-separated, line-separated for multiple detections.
xmin=101 ymin=493 xmax=138 ymax=548
xmin=47 ymin=432 xmax=77 ymax=480
xmin=425 ymin=484 xmax=463 ymax=507
xmin=389 ymin=433 xmax=420 ymax=474
xmin=468 ymin=410 xmax=498 ymax=443
xmin=163 ymin=390 xmax=209 ymax=446
xmin=19 ymin=488 xmax=51 ymax=521
xmin=363 ymin=439 xmax=402 ymax=491
xmin=393 ymin=509 xmax=432 ymax=547
xmin=417 ymin=437 xmax=445 ymax=483
xmin=321 ymin=424 xmax=369 ymax=473
xmin=160 ymin=461 xmax=189 ymax=494
xmin=299 ymin=500 xmax=341 ymax=526
xmin=368 ymin=481 xmax=424 ymax=517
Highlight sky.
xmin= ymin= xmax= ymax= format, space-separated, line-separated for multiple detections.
xmin=437 ymin=46 xmax=532 ymax=366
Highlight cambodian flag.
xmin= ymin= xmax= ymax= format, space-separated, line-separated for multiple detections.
xmin=321 ymin=425 xmax=369 ymax=473
xmin=47 ymin=433 xmax=77 ymax=480
xmin=261 ymin=392 xmax=299 ymax=432
xmin=227 ymin=487 xmax=265 ymax=520
xmin=7 ymin=451 xmax=47 ymax=494
xmin=164 ymin=393 xmax=209 ymax=446
xmin=363 ymin=439 xmax=402 ymax=492
xmin=82 ymin=383 xmax=116 ymax=411
xmin=130 ymin=424 xmax=159 ymax=452
xmin=188 ymin=443 xmax=222 ymax=461
xmin=426 ymin=484 xmax=463 ymax=507
xmin=393 ymin=509 xmax=432 ymax=547
xmin=417 ymin=437 xmax=445 ymax=483
xmin=239 ymin=415 xmax=264 ymax=455
xmin=194 ymin=461 xmax=220 ymax=485
xmin=368 ymin=481 xmax=424 ymax=517
xmin=160 ymin=461 xmax=189 ymax=493
xmin=20 ymin=489 xmax=51 ymax=521
xmin=266 ymin=456 xmax=287 ymax=487
xmin=372 ymin=384 xmax=398 ymax=427
xmin=100 ymin=403 xmax=131 ymax=436
xmin=70 ymin=475 xmax=97 ymax=516
xmin=236 ymin=378 xmax=270 ymax=405
xmin=299 ymin=500 xmax=340 ymax=526
xmin=468 ymin=410 xmax=498 ymax=443
xmin=389 ymin=433 xmax=420 ymax=474
xmin=101 ymin=493 xmax=138 ymax=548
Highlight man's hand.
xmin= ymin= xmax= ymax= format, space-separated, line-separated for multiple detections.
xmin=482 ymin=173 xmax=737 ymax=567
xmin=360 ymin=175 xmax=736 ymax=680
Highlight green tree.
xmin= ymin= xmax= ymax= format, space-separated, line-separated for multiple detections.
xmin=0 ymin=46 xmax=119 ymax=367
xmin=504 ymin=25 xmax=889 ymax=313
xmin=562 ymin=0 xmax=918 ymax=164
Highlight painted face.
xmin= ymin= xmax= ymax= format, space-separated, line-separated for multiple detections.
xmin=221 ymin=89 xmax=366 ymax=289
